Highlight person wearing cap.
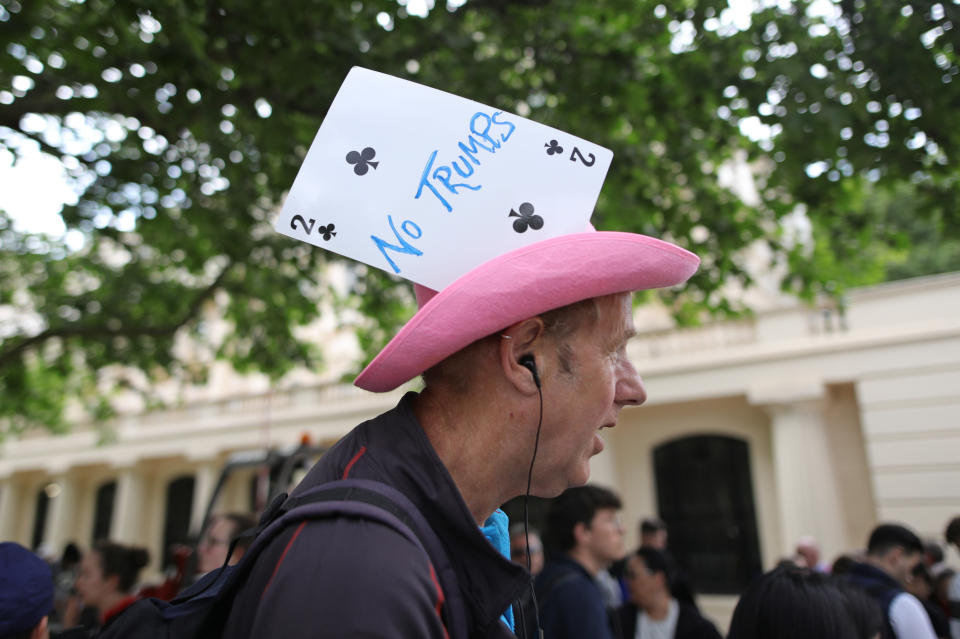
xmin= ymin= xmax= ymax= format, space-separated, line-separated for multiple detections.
xmin=0 ymin=542 xmax=54 ymax=639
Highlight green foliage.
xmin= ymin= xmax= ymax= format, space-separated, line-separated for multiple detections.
xmin=0 ymin=0 xmax=956 ymax=433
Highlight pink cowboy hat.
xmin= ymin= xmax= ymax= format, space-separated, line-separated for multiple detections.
xmin=354 ymin=230 xmax=699 ymax=392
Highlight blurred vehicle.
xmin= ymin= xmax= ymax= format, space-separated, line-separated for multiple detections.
xmin=139 ymin=437 xmax=328 ymax=599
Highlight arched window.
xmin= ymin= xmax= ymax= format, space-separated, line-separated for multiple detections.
xmin=92 ymin=480 xmax=117 ymax=542
xmin=653 ymin=435 xmax=762 ymax=594
xmin=162 ymin=476 xmax=195 ymax=570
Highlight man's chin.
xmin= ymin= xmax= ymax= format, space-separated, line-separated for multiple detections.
xmin=526 ymin=462 xmax=592 ymax=498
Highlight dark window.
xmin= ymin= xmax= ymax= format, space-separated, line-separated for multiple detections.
xmin=92 ymin=481 xmax=116 ymax=542
xmin=162 ymin=476 xmax=195 ymax=570
xmin=31 ymin=488 xmax=50 ymax=551
xmin=653 ymin=435 xmax=763 ymax=594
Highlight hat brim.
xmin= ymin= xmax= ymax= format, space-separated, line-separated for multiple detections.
xmin=354 ymin=231 xmax=699 ymax=392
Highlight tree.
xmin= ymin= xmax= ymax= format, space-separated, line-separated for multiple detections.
xmin=1 ymin=0 xmax=956 ymax=434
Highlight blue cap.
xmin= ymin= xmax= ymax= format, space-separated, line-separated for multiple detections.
xmin=0 ymin=542 xmax=54 ymax=635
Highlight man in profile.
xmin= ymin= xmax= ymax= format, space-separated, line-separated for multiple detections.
xmin=536 ymin=485 xmax=626 ymax=639
xmin=223 ymin=71 xmax=700 ymax=638
xmin=844 ymin=523 xmax=938 ymax=639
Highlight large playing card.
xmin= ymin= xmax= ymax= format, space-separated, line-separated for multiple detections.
xmin=274 ymin=67 xmax=612 ymax=291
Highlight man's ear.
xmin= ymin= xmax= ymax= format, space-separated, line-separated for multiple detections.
xmin=573 ymin=521 xmax=591 ymax=547
xmin=499 ymin=317 xmax=545 ymax=393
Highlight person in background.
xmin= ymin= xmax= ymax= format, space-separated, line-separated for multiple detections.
xmin=728 ymin=564 xmax=881 ymax=639
xmin=50 ymin=543 xmax=81 ymax=631
xmin=794 ymin=536 xmax=828 ymax=572
xmin=0 ymin=542 xmax=54 ymax=639
xmin=72 ymin=541 xmax=149 ymax=632
xmin=944 ymin=516 xmax=960 ymax=639
xmin=930 ymin=565 xmax=956 ymax=634
xmin=635 ymin=516 xmax=698 ymax=611
xmin=509 ymin=524 xmax=544 ymax=577
xmin=906 ymin=563 xmax=951 ymax=639
xmin=618 ymin=546 xmax=721 ymax=639
xmin=536 ymin=485 xmax=625 ymax=639
xmin=196 ymin=512 xmax=257 ymax=575
xmin=639 ymin=518 xmax=668 ymax=550
xmin=843 ymin=523 xmax=937 ymax=639
xmin=924 ymin=540 xmax=945 ymax=569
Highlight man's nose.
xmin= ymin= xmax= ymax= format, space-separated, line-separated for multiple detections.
xmin=616 ymin=358 xmax=646 ymax=406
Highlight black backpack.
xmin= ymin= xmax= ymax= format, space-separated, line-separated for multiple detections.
xmin=98 ymin=478 xmax=468 ymax=639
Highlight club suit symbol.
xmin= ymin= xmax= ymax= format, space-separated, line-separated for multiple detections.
xmin=509 ymin=202 xmax=544 ymax=233
xmin=346 ymin=147 xmax=379 ymax=175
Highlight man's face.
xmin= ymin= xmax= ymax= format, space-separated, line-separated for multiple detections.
xmin=197 ymin=517 xmax=235 ymax=574
xmin=625 ymin=555 xmax=663 ymax=609
xmin=536 ymin=294 xmax=645 ymax=493
xmin=510 ymin=531 xmax=544 ymax=576
xmin=582 ymin=507 xmax=625 ymax=567
xmin=891 ymin=548 xmax=922 ymax=585
xmin=641 ymin=529 xmax=668 ymax=550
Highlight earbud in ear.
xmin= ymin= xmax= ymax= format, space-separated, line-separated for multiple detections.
xmin=519 ymin=354 xmax=541 ymax=388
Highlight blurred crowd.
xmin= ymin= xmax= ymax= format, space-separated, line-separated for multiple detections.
xmin=3 ymin=492 xmax=960 ymax=639
xmin=0 ymin=512 xmax=255 ymax=638
xmin=508 ymin=485 xmax=960 ymax=639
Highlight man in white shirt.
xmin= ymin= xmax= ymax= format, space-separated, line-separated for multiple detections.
xmin=844 ymin=523 xmax=938 ymax=639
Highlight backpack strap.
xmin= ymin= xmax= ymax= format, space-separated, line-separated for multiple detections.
xmin=197 ymin=477 xmax=468 ymax=639
xmin=281 ymin=478 xmax=469 ymax=639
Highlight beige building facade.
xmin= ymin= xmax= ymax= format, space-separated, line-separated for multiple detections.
xmin=2 ymin=271 xmax=959 ymax=628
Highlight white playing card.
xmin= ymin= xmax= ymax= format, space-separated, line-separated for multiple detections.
xmin=274 ymin=66 xmax=613 ymax=291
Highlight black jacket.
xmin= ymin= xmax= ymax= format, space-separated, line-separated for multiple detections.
xmin=617 ymin=601 xmax=723 ymax=639
xmin=843 ymin=561 xmax=903 ymax=639
xmin=224 ymin=392 xmax=530 ymax=638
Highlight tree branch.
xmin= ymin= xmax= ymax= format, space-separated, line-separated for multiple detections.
xmin=0 ymin=259 xmax=233 ymax=369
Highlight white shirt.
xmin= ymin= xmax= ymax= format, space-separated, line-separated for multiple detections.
xmin=636 ymin=598 xmax=679 ymax=639
xmin=889 ymin=592 xmax=937 ymax=639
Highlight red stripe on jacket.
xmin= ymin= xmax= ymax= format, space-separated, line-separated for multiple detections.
xmin=260 ymin=521 xmax=307 ymax=602
xmin=341 ymin=445 xmax=368 ymax=479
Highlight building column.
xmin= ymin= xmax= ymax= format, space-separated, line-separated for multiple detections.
xmin=190 ymin=460 xmax=219 ymax=534
xmin=750 ymin=382 xmax=847 ymax=564
xmin=111 ymin=466 xmax=146 ymax=545
xmin=43 ymin=473 xmax=78 ymax=554
xmin=0 ymin=476 xmax=21 ymax=542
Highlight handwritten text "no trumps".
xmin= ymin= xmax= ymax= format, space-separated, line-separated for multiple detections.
xmin=414 ymin=110 xmax=516 ymax=213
